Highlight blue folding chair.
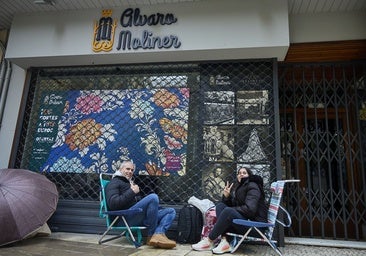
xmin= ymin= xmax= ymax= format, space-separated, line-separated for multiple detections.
xmin=227 ymin=179 xmax=300 ymax=256
xmin=98 ymin=173 xmax=146 ymax=248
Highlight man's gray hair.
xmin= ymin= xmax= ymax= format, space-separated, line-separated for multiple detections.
xmin=120 ymin=160 xmax=135 ymax=170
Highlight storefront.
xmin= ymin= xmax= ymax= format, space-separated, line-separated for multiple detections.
xmin=1 ymin=0 xmax=365 ymax=241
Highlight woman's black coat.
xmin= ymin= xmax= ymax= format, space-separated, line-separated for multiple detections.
xmin=222 ymin=175 xmax=268 ymax=222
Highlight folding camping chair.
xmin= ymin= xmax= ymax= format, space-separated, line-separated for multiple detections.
xmin=98 ymin=173 xmax=146 ymax=248
xmin=227 ymin=179 xmax=300 ymax=256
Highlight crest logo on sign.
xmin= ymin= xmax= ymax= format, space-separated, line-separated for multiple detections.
xmin=92 ymin=10 xmax=117 ymax=52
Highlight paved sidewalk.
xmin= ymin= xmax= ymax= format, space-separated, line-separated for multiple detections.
xmin=0 ymin=232 xmax=366 ymax=256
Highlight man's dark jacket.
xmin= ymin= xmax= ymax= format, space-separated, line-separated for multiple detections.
xmin=105 ymin=176 xmax=139 ymax=211
xmin=222 ymin=175 xmax=268 ymax=222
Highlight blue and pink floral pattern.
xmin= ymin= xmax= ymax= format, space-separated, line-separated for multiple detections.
xmin=39 ymin=88 xmax=189 ymax=176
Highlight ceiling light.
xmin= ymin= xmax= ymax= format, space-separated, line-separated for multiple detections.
xmin=33 ymin=0 xmax=55 ymax=5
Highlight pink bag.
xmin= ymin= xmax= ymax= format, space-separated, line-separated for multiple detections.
xmin=201 ymin=207 xmax=217 ymax=238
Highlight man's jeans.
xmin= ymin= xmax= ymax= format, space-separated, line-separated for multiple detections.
xmin=125 ymin=193 xmax=176 ymax=236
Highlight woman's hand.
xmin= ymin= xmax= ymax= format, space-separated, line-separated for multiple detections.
xmin=223 ymin=181 xmax=233 ymax=198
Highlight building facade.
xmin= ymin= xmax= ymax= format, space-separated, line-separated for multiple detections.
xmin=0 ymin=0 xmax=365 ymax=241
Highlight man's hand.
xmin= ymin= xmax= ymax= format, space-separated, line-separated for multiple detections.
xmin=130 ymin=183 xmax=140 ymax=194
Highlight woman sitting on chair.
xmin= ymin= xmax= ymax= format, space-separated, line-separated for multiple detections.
xmin=192 ymin=167 xmax=268 ymax=254
xmin=105 ymin=160 xmax=176 ymax=249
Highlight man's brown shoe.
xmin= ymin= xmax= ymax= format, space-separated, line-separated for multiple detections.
xmin=146 ymin=236 xmax=152 ymax=246
xmin=149 ymin=234 xmax=176 ymax=249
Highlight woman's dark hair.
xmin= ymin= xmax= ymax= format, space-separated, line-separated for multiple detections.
xmin=237 ymin=167 xmax=253 ymax=176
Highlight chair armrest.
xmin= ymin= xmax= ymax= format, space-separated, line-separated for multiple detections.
xmin=103 ymin=208 xmax=143 ymax=217
xmin=280 ymin=179 xmax=300 ymax=183
xmin=276 ymin=205 xmax=292 ymax=227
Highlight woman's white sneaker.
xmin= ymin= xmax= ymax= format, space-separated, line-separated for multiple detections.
xmin=212 ymin=238 xmax=231 ymax=254
xmin=191 ymin=237 xmax=213 ymax=251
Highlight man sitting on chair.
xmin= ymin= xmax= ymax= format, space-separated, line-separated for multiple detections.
xmin=105 ymin=160 xmax=176 ymax=249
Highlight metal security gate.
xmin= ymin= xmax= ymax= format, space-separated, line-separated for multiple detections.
xmin=279 ymin=61 xmax=366 ymax=240
xmin=13 ymin=60 xmax=279 ymax=210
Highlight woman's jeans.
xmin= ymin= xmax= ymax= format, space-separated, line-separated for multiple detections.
xmin=123 ymin=193 xmax=176 ymax=236
xmin=208 ymin=202 xmax=266 ymax=241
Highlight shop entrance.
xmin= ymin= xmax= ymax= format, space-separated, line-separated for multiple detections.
xmin=279 ymin=62 xmax=366 ymax=240
xmin=294 ymin=108 xmax=358 ymax=238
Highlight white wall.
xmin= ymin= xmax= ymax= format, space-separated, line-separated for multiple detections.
xmin=1 ymin=0 xmax=366 ymax=168
xmin=1 ymin=0 xmax=290 ymax=168
xmin=5 ymin=0 xmax=289 ymax=68
xmin=289 ymin=10 xmax=366 ymax=43
xmin=0 ymin=64 xmax=26 ymax=168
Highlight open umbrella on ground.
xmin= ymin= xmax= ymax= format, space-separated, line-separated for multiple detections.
xmin=0 ymin=168 xmax=59 ymax=246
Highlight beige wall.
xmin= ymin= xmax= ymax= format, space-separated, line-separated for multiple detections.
xmin=0 ymin=30 xmax=8 ymax=60
xmin=0 ymin=28 xmax=26 ymax=168
xmin=289 ymin=10 xmax=366 ymax=43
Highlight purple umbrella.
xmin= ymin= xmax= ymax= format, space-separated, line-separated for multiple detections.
xmin=0 ymin=169 xmax=59 ymax=246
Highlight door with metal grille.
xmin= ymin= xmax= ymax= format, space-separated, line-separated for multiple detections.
xmin=279 ymin=62 xmax=366 ymax=240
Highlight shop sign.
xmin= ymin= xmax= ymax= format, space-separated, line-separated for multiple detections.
xmin=92 ymin=8 xmax=181 ymax=52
